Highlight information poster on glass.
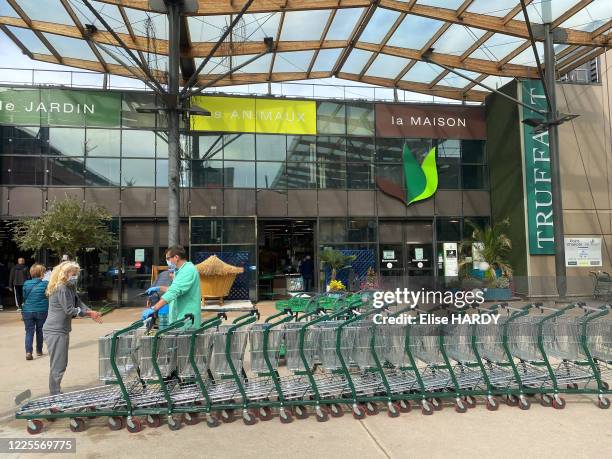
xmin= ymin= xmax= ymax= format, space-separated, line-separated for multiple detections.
xmin=565 ymin=237 xmax=602 ymax=267
xmin=443 ymin=242 xmax=458 ymax=277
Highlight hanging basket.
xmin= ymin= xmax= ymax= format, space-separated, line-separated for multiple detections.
xmin=196 ymin=256 xmax=244 ymax=305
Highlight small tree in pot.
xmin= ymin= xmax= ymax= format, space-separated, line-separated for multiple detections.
xmin=319 ymin=249 xmax=356 ymax=283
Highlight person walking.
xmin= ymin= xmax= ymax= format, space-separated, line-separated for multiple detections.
xmin=22 ymin=264 xmax=49 ymax=360
xmin=9 ymin=257 xmax=30 ymax=311
xmin=142 ymin=246 xmax=201 ymax=329
xmin=299 ymin=255 xmax=315 ymax=292
xmin=43 ymin=261 xmax=103 ymax=395
xmin=0 ymin=258 xmax=8 ymax=311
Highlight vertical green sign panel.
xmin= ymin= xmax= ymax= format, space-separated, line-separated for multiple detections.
xmin=521 ymin=79 xmax=554 ymax=255
xmin=0 ymin=88 xmax=121 ymax=127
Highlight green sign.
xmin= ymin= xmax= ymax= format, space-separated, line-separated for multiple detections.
xmin=521 ymin=79 xmax=554 ymax=255
xmin=0 ymin=88 xmax=121 ymax=127
xmin=376 ymin=142 xmax=438 ymax=206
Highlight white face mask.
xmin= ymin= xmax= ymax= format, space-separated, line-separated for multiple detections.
xmin=68 ymin=275 xmax=79 ymax=286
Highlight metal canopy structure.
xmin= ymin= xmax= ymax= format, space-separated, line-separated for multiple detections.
xmin=0 ymin=0 xmax=610 ymax=102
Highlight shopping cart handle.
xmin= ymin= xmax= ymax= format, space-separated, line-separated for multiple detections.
xmin=184 ymin=313 xmax=195 ymax=323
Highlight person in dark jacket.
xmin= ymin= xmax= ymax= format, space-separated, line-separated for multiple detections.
xmin=22 ymin=264 xmax=49 ymax=360
xmin=9 ymin=257 xmax=30 ymax=311
xmin=299 ymin=255 xmax=315 ymax=292
xmin=43 ymin=261 xmax=103 ymax=395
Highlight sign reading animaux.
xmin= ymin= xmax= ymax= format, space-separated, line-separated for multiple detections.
xmin=0 ymin=88 xmax=121 ymax=127
xmin=190 ymin=96 xmax=316 ymax=134
xmin=521 ymin=80 xmax=554 ymax=255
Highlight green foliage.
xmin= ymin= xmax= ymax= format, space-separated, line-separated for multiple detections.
xmin=320 ymin=249 xmax=356 ymax=281
xmin=11 ymin=197 xmax=116 ymax=258
xmin=462 ymin=218 xmax=513 ymax=284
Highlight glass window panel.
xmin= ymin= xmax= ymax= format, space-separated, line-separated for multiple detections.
xmin=156 ymin=159 xmax=168 ymax=187
xmin=287 ymin=135 xmax=316 ymax=161
xmin=317 ymin=136 xmax=345 ymax=162
xmin=405 ymin=139 xmax=433 ymax=162
xmin=437 ymin=218 xmax=461 ymax=241
xmin=508 ymin=43 xmax=544 ymax=66
xmin=121 ymin=93 xmax=156 ymax=128
xmin=388 ymin=15 xmax=444 ymax=49
xmin=224 ymin=134 xmax=255 ymax=160
xmin=192 ymin=160 xmax=223 ymax=188
xmin=318 ymin=161 xmax=345 ymax=189
xmin=346 ymin=137 xmax=375 ymax=161
xmin=2 ymin=126 xmax=43 ymax=155
xmin=312 ymin=49 xmax=343 ymax=72
xmin=469 ymin=34 xmax=525 ymax=61
xmin=464 ymin=217 xmax=490 ymax=238
xmin=48 ymin=128 xmax=85 ymax=157
xmin=326 ymin=8 xmax=364 ymax=40
xmin=360 ymin=8 xmax=400 ymax=43
xmin=121 ymin=159 xmax=155 ymax=186
xmin=42 ymin=33 xmax=98 ymax=61
xmin=273 ymin=51 xmax=315 ymax=73
xmin=257 ymin=161 xmax=286 ymax=189
xmin=319 ymin=219 xmax=347 ymax=243
xmin=191 ymin=220 xmax=223 ymax=245
xmin=401 ymin=61 xmax=444 ymax=84
xmin=365 ymin=54 xmax=410 ymax=79
xmin=341 ymin=49 xmax=373 ymax=74
xmin=187 ymin=16 xmax=230 ymax=42
xmin=223 ymin=161 xmax=255 ymax=188
xmin=437 ymin=163 xmax=460 ymax=189
xmin=287 ymin=162 xmax=316 ymax=188
xmin=437 ymin=139 xmax=461 ymax=160
xmin=72 ymin=1 xmax=126 ymax=31
xmin=375 ymin=163 xmax=403 ymax=188
xmin=243 ymin=13 xmax=281 ymax=40
xmin=5 ymin=27 xmax=50 ymax=54
xmin=224 ymin=218 xmax=256 ymax=244
xmin=196 ymin=135 xmax=223 ymax=160
xmin=17 ymin=0 xmax=74 ymax=24
xmin=432 ymin=25 xmax=486 ymax=56
xmin=462 ymin=165 xmax=488 ymax=189
xmin=346 ymin=102 xmax=374 ymax=136
xmin=419 ymin=0 xmax=466 ymax=8
xmin=122 ymin=130 xmax=156 ymax=157
xmin=440 ymin=70 xmax=482 ymax=88
xmin=467 ymin=0 xmax=518 ymax=16
xmin=85 ymin=158 xmax=120 ymax=186
xmin=125 ymin=9 xmax=168 ymax=39
xmin=86 ymin=129 xmax=120 ymax=157
xmin=461 ymin=140 xmax=485 ymax=163
xmin=232 ymin=53 xmax=273 ymax=73
xmin=280 ymin=10 xmax=331 ymax=41
xmin=256 ymin=134 xmax=286 ymax=161
xmin=317 ymin=102 xmax=346 ymax=135
xmin=0 ymin=2 xmax=18 ymax=17
xmin=348 ymin=218 xmax=376 ymax=243
xmin=2 ymin=156 xmax=45 ymax=185
xmin=48 ymin=156 xmax=84 ymax=186
xmin=376 ymin=137 xmax=403 ymax=162
xmin=560 ymin=0 xmax=612 ymax=30
xmin=156 ymin=133 xmax=169 ymax=158
xmin=347 ymin=162 xmax=374 ymax=189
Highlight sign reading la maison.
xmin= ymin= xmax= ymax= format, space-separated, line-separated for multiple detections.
xmin=375 ymin=104 xmax=486 ymax=139
xmin=521 ymin=80 xmax=554 ymax=255
xmin=0 ymin=88 xmax=121 ymax=127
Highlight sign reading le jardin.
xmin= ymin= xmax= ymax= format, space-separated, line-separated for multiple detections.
xmin=0 ymin=88 xmax=121 ymax=127
xmin=521 ymin=80 xmax=554 ymax=255
xmin=190 ymin=96 xmax=316 ymax=135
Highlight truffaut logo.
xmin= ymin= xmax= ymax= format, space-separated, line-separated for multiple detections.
xmin=377 ymin=143 xmax=438 ymax=205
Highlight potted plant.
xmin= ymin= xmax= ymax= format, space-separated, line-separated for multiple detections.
xmin=327 ymin=279 xmax=346 ymax=298
xmin=319 ymin=249 xmax=356 ymax=283
xmin=462 ymin=219 xmax=513 ymax=301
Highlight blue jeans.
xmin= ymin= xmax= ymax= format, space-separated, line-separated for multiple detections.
xmin=23 ymin=311 xmax=47 ymax=354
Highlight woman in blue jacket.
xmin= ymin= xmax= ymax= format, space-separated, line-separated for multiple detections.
xmin=22 ymin=264 xmax=49 ymax=360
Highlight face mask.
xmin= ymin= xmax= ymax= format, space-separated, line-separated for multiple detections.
xmin=166 ymin=259 xmax=177 ymax=270
xmin=68 ymin=275 xmax=79 ymax=286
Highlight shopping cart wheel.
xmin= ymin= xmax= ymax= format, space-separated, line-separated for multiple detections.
xmin=505 ymin=395 xmax=519 ymax=407
xmin=279 ymin=408 xmax=294 ymax=424
xmin=552 ymin=396 xmax=566 ymax=410
xmin=69 ymin=418 xmax=86 ymax=433
xmin=597 ymin=397 xmax=610 ymax=409
xmin=168 ymin=416 xmax=182 ymax=431
xmin=421 ymin=400 xmax=434 ymax=416
xmin=26 ymin=419 xmax=44 ymax=435
xmin=183 ymin=412 xmax=200 ymax=426
xmin=315 ymin=405 xmax=329 ymax=422
xmin=107 ymin=416 xmax=125 ymax=431
xmin=463 ymin=396 xmax=476 ymax=409
xmin=206 ymin=413 xmax=221 ymax=428
xmin=146 ymin=415 xmax=161 ymax=428
xmin=352 ymin=404 xmax=366 ymax=420
xmin=329 ymin=403 xmax=344 ymax=418
xmin=218 ymin=408 xmax=236 ymax=423
xmin=518 ymin=397 xmax=531 ymax=411
xmin=602 ymin=382 xmax=610 ymax=390
xmin=538 ymin=394 xmax=552 ymax=407
xmin=257 ymin=406 xmax=273 ymax=421
xmin=387 ymin=402 xmax=400 ymax=418
xmin=398 ymin=399 xmax=411 ymax=413
xmin=454 ymin=399 xmax=467 ymax=414
xmin=364 ymin=402 xmax=379 ymax=416
xmin=292 ymin=404 xmax=309 ymax=420
xmin=485 ymin=397 xmax=499 ymax=411
xmin=242 ymin=409 xmax=258 ymax=426
xmin=429 ymin=397 xmax=443 ymax=411
xmin=126 ymin=417 xmax=142 ymax=433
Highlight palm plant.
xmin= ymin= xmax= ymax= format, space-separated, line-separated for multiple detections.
xmin=319 ymin=249 xmax=356 ymax=281
xmin=463 ymin=218 xmax=513 ymax=283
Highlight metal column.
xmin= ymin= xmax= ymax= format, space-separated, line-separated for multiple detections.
xmin=544 ymin=23 xmax=567 ymax=297
xmin=166 ymin=0 xmax=181 ymax=247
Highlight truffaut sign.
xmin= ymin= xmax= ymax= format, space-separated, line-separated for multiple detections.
xmin=375 ymin=104 xmax=486 ymax=139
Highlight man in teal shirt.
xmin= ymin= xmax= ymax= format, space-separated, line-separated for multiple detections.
xmin=143 ymin=246 xmax=202 ymax=329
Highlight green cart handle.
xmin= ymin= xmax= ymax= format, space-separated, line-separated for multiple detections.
xmin=224 ymin=312 xmax=258 ymax=406
xmin=232 ymin=310 xmax=258 ymax=325
xmin=265 ymin=309 xmax=293 ymax=324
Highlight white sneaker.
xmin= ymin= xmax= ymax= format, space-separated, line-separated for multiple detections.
xmin=16 ymin=308 xmax=22 ymax=312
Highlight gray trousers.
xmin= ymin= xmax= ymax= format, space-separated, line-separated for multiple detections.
xmin=45 ymin=333 xmax=70 ymax=395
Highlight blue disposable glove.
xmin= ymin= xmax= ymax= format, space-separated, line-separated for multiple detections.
xmin=141 ymin=307 xmax=155 ymax=321
xmin=145 ymin=286 xmax=160 ymax=296
xmin=158 ymin=304 xmax=169 ymax=315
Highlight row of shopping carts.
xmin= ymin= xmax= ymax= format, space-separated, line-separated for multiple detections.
xmin=16 ymin=292 xmax=612 ymax=434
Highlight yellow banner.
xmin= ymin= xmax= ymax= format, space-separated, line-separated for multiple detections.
xmin=190 ymin=96 xmax=316 ymax=135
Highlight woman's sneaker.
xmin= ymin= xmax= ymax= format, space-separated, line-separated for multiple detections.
xmin=25 ymin=353 xmax=33 ymax=360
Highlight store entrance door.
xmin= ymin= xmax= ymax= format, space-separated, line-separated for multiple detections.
xmin=379 ymin=221 xmax=434 ymax=290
